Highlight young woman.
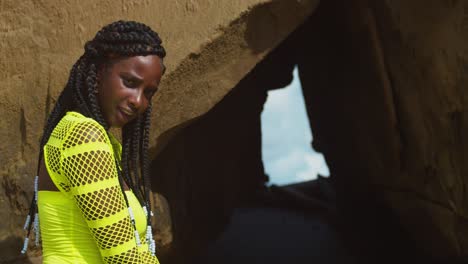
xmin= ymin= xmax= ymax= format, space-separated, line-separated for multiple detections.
xmin=21 ymin=20 xmax=166 ymax=263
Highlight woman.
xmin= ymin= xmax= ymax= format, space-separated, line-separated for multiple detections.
xmin=21 ymin=20 xmax=166 ymax=263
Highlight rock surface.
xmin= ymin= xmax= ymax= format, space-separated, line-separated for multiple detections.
xmin=297 ymin=0 xmax=468 ymax=260
xmin=373 ymin=0 xmax=468 ymax=259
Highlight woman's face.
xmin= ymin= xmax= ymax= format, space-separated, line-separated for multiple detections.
xmin=97 ymin=55 xmax=163 ymax=128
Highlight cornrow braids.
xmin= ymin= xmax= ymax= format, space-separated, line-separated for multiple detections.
xmin=121 ymin=118 xmax=146 ymax=205
xmin=22 ymin=20 xmax=166 ymax=254
xmin=86 ymin=63 xmax=108 ymax=128
xmin=131 ymin=116 xmax=144 ymax=201
xmin=121 ymin=122 xmax=136 ymax=193
xmin=139 ymin=104 xmax=154 ymax=227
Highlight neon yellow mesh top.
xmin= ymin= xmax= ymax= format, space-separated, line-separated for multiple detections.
xmin=38 ymin=111 xmax=159 ymax=263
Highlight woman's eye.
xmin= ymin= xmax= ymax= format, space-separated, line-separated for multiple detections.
xmin=123 ymin=78 xmax=136 ymax=87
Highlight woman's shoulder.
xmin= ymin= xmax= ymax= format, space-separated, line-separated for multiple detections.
xmin=53 ymin=111 xmax=109 ymax=146
xmin=62 ymin=111 xmax=101 ymax=126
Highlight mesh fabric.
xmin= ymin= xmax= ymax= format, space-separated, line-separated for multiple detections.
xmin=42 ymin=111 xmax=159 ymax=263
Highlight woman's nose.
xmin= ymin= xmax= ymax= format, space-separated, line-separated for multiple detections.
xmin=128 ymin=89 xmax=146 ymax=113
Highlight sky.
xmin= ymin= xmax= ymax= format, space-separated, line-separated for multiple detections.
xmin=261 ymin=66 xmax=330 ymax=185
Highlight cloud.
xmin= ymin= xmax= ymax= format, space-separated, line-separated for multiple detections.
xmin=296 ymin=152 xmax=330 ymax=181
xmin=263 ymin=87 xmax=293 ymax=114
xmin=265 ymin=149 xmax=329 ymax=185
xmin=261 ymin=66 xmax=330 ymax=185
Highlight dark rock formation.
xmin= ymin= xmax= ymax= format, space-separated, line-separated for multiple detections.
xmin=150 ymin=0 xmax=468 ymax=262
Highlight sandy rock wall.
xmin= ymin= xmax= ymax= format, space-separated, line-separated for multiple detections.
xmin=262 ymin=0 xmax=468 ymax=260
xmin=0 ymin=0 xmax=318 ymax=262
xmin=374 ymin=0 xmax=468 ymax=258
xmin=298 ymin=0 xmax=468 ymax=259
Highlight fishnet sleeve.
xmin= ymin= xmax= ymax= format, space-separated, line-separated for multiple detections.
xmin=61 ymin=119 xmax=159 ymax=263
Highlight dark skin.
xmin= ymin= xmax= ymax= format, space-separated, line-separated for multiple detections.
xmin=38 ymin=55 xmax=164 ymax=191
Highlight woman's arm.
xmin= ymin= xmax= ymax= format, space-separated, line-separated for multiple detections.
xmin=61 ymin=119 xmax=158 ymax=263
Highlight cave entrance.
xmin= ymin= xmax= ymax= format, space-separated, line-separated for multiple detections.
xmin=261 ymin=64 xmax=330 ymax=186
xmin=150 ymin=1 xmax=420 ymax=263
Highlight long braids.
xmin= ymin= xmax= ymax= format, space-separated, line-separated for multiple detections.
xmin=21 ymin=20 xmax=166 ymax=255
xmin=140 ymin=104 xmax=153 ymax=213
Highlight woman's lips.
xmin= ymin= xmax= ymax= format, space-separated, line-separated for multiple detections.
xmin=121 ymin=107 xmax=135 ymax=117
xmin=118 ymin=107 xmax=133 ymax=123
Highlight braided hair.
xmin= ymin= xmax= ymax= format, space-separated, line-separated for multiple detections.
xmin=21 ymin=20 xmax=166 ymax=253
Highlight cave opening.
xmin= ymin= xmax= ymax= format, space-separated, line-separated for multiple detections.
xmin=261 ymin=64 xmax=330 ymax=186
xmin=150 ymin=1 xmax=427 ymax=263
